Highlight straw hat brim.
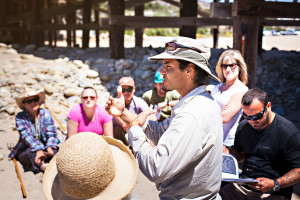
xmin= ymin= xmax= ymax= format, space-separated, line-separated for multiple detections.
xmin=148 ymin=51 xmax=220 ymax=82
xmin=43 ymin=136 xmax=138 ymax=200
xmin=16 ymin=89 xmax=45 ymax=110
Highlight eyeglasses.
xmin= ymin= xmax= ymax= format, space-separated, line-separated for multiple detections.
xmin=122 ymin=87 xmax=133 ymax=93
xmin=23 ymin=96 xmax=39 ymax=104
xmin=243 ymin=106 xmax=267 ymax=121
xmin=82 ymin=96 xmax=96 ymax=101
xmin=165 ymin=42 xmax=203 ymax=54
xmin=221 ymin=63 xmax=239 ymax=70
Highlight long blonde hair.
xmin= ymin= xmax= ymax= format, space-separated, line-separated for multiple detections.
xmin=215 ymin=50 xmax=248 ymax=84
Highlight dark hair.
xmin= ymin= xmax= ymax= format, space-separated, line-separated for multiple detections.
xmin=81 ymin=86 xmax=98 ymax=97
xmin=242 ymin=88 xmax=269 ymax=107
xmin=178 ymin=60 xmax=209 ymax=86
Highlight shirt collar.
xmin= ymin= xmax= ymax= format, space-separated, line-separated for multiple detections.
xmin=172 ymin=85 xmax=207 ymax=116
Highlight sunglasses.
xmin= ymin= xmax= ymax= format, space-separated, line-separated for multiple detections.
xmin=243 ymin=106 xmax=267 ymax=121
xmin=221 ymin=63 xmax=239 ymax=70
xmin=122 ymin=87 xmax=133 ymax=93
xmin=82 ymin=96 xmax=96 ymax=101
xmin=23 ymin=96 xmax=39 ymax=104
xmin=165 ymin=42 xmax=203 ymax=54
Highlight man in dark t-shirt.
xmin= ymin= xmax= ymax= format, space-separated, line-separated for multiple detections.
xmin=220 ymin=88 xmax=300 ymax=200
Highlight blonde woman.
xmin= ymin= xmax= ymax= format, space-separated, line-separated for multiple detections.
xmin=211 ymin=50 xmax=248 ymax=153
xmin=67 ymin=87 xmax=113 ymax=139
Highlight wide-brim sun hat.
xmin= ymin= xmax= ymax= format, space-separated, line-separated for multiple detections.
xmin=43 ymin=132 xmax=138 ymax=200
xmin=148 ymin=36 xmax=220 ymax=82
xmin=16 ymin=88 xmax=46 ymax=110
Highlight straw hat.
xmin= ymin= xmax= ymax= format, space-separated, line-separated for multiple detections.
xmin=148 ymin=36 xmax=220 ymax=82
xmin=16 ymin=88 xmax=45 ymax=110
xmin=43 ymin=132 xmax=138 ymax=200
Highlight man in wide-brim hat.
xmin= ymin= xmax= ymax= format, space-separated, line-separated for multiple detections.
xmin=9 ymin=87 xmax=58 ymax=173
xmin=106 ymin=36 xmax=223 ymax=199
xmin=43 ymin=132 xmax=138 ymax=200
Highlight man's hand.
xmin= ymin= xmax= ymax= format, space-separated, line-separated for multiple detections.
xmin=248 ymin=177 xmax=274 ymax=193
xmin=105 ymin=86 xmax=125 ymax=117
xmin=35 ymin=150 xmax=46 ymax=166
xmin=46 ymin=147 xmax=54 ymax=157
xmin=158 ymin=102 xmax=167 ymax=110
xmin=130 ymin=109 xmax=155 ymax=128
xmin=223 ymin=145 xmax=230 ymax=154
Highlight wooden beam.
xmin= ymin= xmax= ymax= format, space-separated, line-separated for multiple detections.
xmin=233 ymin=1 xmax=300 ymax=18
xmin=125 ymin=0 xmax=152 ymax=9
xmin=210 ymin=2 xmax=232 ymax=18
xmin=82 ymin=0 xmax=92 ymax=49
xmin=93 ymin=5 xmax=108 ymax=14
xmin=262 ymin=19 xmax=300 ymax=27
xmin=109 ymin=0 xmax=125 ymax=59
xmin=135 ymin=5 xmax=144 ymax=47
xmin=161 ymin=0 xmax=182 ymax=8
xmin=109 ymin=16 xmax=232 ymax=28
xmin=180 ymin=0 xmax=197 ymax=39
xmin=6 ymin=0 xmax=106 ymax=24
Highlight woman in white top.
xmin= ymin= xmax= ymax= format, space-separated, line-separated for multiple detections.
xmin=211 ymin=50 xmax=248 ymax=153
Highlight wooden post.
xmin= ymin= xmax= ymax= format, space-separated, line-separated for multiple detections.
xmin=135 ymin=5 xmax=144 ymax=47
xmin=94 ymin=8 xmax=100 ymax=47
xmin=109 ymin=0 xmax=124 ymax=59
xmin=233 ymin=0 xmax=259 ymax=88
xmin=180 ymin=0 xmax=197 ymax=39
xmin=31 ymin=0 xmax=43 ymax=46
xmin=212 ymin=27 xmax=219 ymax=48
xmin=82 ymin=0 xmax=92 ymax=49
xmin=66 ymin=0 xmax=73 ymax=47
xmin=0 ymin=0 xmax=7 ymax=43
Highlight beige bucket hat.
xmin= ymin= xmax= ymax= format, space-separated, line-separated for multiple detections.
xmin=16 ymin=88 xmax=46 ymax=110
xmin=148 ymin=36 xmax=220 ymax=82
xmin=43 ymin=132 xmax=138 ymax=200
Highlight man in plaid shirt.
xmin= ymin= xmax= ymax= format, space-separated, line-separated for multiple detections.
xmin=9 ymin=88 xmax=58 ymax=173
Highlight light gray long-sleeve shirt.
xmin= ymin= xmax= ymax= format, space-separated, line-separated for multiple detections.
xmin=128 ymin=85 xmax=223 ymax=200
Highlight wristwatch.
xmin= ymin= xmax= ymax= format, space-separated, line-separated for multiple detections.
xmin=273 ymin=179 xmax=280 ymax=191
xmin=167 ymin=101 xmax=170 ymax=106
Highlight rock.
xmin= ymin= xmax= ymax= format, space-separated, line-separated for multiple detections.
xmin=0 ymin=154 xmax=4 ymax=161
xmin=44 ymin=84 xmax=54 ymax=95
xmin=86 ymin=70 xmax=99 ymax=78
xmin=5 ymin=106 xmax=15 ymax=115
xmin=100 ymin=74 xmax=111 ymax=82
xmin=64 ymin=88 xmax=81 ymax=97
xmin=20 ymin=54 xmax=34 ymax=59
xmin=24 ymin=44 xmax=36 ymax=53
xmin=141 ymin=70 xmax=152 ymax=80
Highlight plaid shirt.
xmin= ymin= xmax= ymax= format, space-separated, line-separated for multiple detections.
xmin=9 ymin=108 xmax=58 ymax=158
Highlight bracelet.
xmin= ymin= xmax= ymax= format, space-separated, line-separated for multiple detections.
xmin=167 ymin=101 xmax=169 ymax=106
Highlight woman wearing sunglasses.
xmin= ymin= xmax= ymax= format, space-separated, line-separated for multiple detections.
xmin=211 ymin=50 xmax=248 ymax=153
xmin=9 ymin=88 xmax=58 ymax=173
xmin=67 ymin=86 xmax=113 ymax=139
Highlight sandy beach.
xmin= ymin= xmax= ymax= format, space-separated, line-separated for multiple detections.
xmin=0 ymin=35 xmax=299 ymax=199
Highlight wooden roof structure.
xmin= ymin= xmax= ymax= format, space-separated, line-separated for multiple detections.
xmin=0 ymin=0 xmax=300 ymax=88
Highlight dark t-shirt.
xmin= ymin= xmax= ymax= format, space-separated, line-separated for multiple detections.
xmin=233 ymin=114 xmax=300 ymax=199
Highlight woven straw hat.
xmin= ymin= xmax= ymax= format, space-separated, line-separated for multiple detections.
xmin=148 ymin=36 xmax=220 ymax=82
xmin=16 ymin=88 xmax=45 ymax=110
xmin=43 ymin=132 xmax=138 ymax=200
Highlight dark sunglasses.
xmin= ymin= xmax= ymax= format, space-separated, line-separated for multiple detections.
xmin=122 ymin=87 xmax=133 ymax=93
xmin=165 ymin=42 xmax=203 ymax=54
xmin=243 ymin=106 xmax=267 ymax=121
xmin=23 ymin=96 xmax=39 ymax=104
xmin=221 ymin=63 xmax=239 ymax=70
xmin=82 ymin=96 xmax=96 ymax=100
